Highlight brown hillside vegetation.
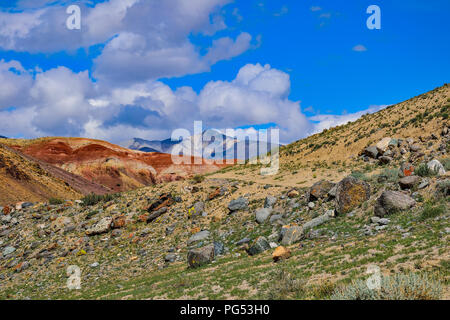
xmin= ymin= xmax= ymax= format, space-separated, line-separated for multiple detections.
xmin=212 ymin=84 xmax=450 ymax=185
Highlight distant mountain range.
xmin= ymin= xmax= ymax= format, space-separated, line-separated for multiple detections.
xmin=0 ymin=135 xmax=7 ymax=139
xmin=120 ymin=130 xmax=280 ymax=161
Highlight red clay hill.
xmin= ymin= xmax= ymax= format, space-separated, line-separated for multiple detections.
xmin=5 ymin=137 xmax=229 ymax=192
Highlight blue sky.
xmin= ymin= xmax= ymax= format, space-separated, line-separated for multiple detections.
xmin=0 ymin=0 xmax=449 ymax=143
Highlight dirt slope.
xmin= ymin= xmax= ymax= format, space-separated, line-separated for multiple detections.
xmin=3 ymin=137 xmax=229 ymax=193
xmin=0 ymin=143 xmax=83 ymax=206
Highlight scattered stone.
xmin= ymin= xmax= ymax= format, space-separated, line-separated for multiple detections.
xmin=235 ymin=238 xmax=251 ymax=246
xmin=376 ymin=137 xmax=392 ymax=153
xmin=255 ymin=208 xmax=272 ymax=224
xmin=247 ymin=237 xmax=270 ymax=256
xmin=228 ymin=197 xmax=249 ymax=212
xmin=410 ymin=144 xmax=422 ymax=152
xmin=164 ymin=253 xmax=177 ymax=263
xmin=335 ymin=176 xmax=371 ymax=215
xmin=379 ymin=156 xmax=392 ymax=164
xmin=307 ymin=202 xmax=315 ymax=209
xmin=427 ymin=159 xmax=446 ymax=175
xmin=364 ymin=146 xmax=379 ymax=159
xmin=272 ymin=246 xmax=291 ymax=262
xmin=147 ymin=206 xmax=168 ymax=222
xmin=213 ymin=241 xmax=225 ymax=256
xmin=187 ymin=230 xmax=210 ymax=245
xmin=86 ymin=217 xmax=113 ymax=236
xmin=280 ymin=225 xmax=303 ymax=246
xmin=418 ymin=179 xmax=429 ymax=190
xmin=3 ymin=246 xmax=15 ymax=256
xmin=374 ymin=191 xmax=416 ymax=217
xmin=399 ymin=175 xmax=421 ymax=190
xmin=303 ymin=212 xmax=332 ymax=232
xmin=187 ymin=244 xmax=215 ymax=268
xmin=90 ymin=262 xmax=100 ymax=268
xmin=147 ymin=193 xmax=174 ymax=212
xmin=287 ymin=189 xmax=299 ymax=198
xmin=309 ymin=180 xmax=336 ymax=201
xmin=264 ymin=196 xmax=277 ymax=208
xmin=378 ymin=218 xmax=390 ymax=225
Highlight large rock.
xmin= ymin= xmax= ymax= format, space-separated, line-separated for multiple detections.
xmin=309 ymin=180 xmax=336 ymax=201
xmin=378 ymin=156 xmax=392 ymax=164
xmin=247 ymin=237 xmax=271 ymax=256
xmin=335 ymin=176 xmax=371 ymax=214
xmin=364 ymin=146 xmax=379 ymax=159
xmin=147 ymin=206 xmax=168 ymax=222
xmin=255 ymin=208 xmax=272 ymax=224
xmin=398 ymin=176 xmax=421 ymax=190
xmin=427 ymin=159 xmax=446 ymax=175
xmin=272 ymin=246 xmax=291 ymax=262
xmin=228 ymin=197 xmax=249 ymax=212
xmin=376 ymin=137 xmax=392 ymax=153
xmin=374 ymin=191 xmax=416 ymax=217
xmin=280 ymin=225 xmax=303 ymax=246
xmin=187 ymin=230 xmax=210 ymax=245
xmin=187 ymin=244 xmax=215 ymax=268
xmin=86 ymin=217 xmax=113 ymax=236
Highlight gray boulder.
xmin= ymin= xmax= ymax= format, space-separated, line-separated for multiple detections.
xmin=255 ymin=208 xmax=272 ymax=224
xmin=303 ymin=212 xmax=333 ymax=232
xmin=398 ymin=175 xmax=421 ymax=190
xmin=280 ymin=225 xmax=303 ymax=246
xmin=86 ymin=217 xmax=113 ymax=236
xmin=364 ymin=146 xmax=379 ymax=159
xmin=228 ymin=197 xmax=249 ymax=212
xmin=247 ymin=237 xmax=271 ymax=256
xmin=264 ymin=196 xmax=277 ymax=208
xmin=374 ymin=191 xmax=416 ymax=217
xmin=187 ymin=230 xmax=210 ymax=245
xmin=187 ymin=244 xmax=215 ymax=268
xmin=427 ymin=159 xmax=446 ymax=175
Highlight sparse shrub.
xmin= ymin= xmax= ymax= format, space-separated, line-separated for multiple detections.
xmin=419 ymin=201 xmax=446 ymax=221
xmin=311 ymin=280 xmax=336 ymax=299
xmin=81 ymin=193 xmax=117 ymax=206
xmin=265 ymin=265 xmax=307 ymax=300
xmin=376 ymin=168 xmax=399 ymax=184
xmin=435 ymin=180 xmax=450 ymax=199
xmin=415 ymin=163 xmax=437 ymax=177
xmin=331 ymin=273 xmax=442 ymax=300
xmin=350 ymin=171 xmax=369 ymax=181
xmin=49 ymin=198 xmax=64 ymax=205
xmin=440 ymin=158 xmax=450 ymax=171
xmin=192 ymin=174 xmax=205 ymax=184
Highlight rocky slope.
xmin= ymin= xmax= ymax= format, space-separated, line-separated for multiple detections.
xmin=0 ymin=85 xmax=449 ymax=300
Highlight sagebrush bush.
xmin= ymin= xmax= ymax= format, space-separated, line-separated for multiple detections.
xmin=415 ymin=163 xmax=437 ymax=177
xmin=331 ymin=273 xmax=442 ymax=300
xmin=192 ymin=174 xmax=205 ymax=184
xmin=81 ymin=193 xmax=117 ymax=206
xmin=49 ymin=198 xmax=64 ymax=205
xmin=440 ymin=158 xmax=450 ymax=171
xmin=419 ymin=201 xmax=446 ymax=221
xmin=265 ymin=265 xmax=307 ymax=300
xmin=376 ymin=168 xmax=399 ymax=183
